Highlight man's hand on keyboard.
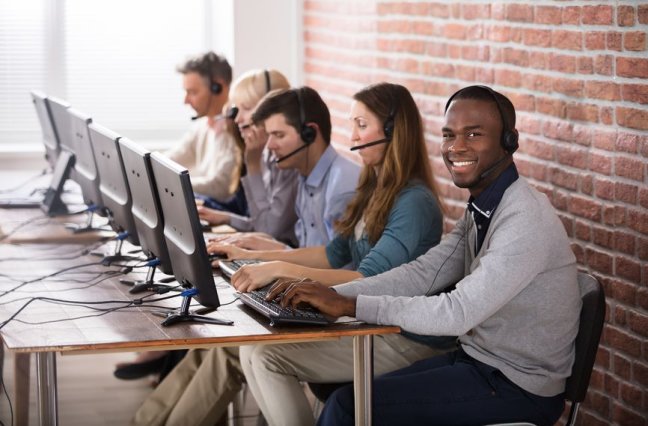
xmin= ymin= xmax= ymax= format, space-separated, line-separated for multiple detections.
xmin=206 ymin=242 xmax=251 ymax=265
xmin=231 ymin=261 xmax=288 ymax=293
xmin=267 ymin=278 xmax=357 ymax=319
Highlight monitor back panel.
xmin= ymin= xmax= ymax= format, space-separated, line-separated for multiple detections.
xmin=88 ymin=123 xmax=140 ymax=246
xmin=150 ymin=152 xmax=219 ymax=308
xmin=68 ymin=108 xmax=103 ymax=209
xmin=119 ymin=138 xmax=172 ymax=275
xmin=31 ymin=90 xmax=60 ymax=169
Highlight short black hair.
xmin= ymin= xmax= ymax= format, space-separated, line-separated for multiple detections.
xmin=445 ymin=85 xmax=516 ymax=130
xmin=176 ymin=51 xmax=232 ymax=85
xmin=251 ymin=86 xmax=332 ymax=144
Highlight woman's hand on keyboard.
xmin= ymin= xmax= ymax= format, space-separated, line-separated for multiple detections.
xmin=206 ymin=242 xmax=251 ymax=262
xmin=208 ymin=233 xmax=286 ymax=250
xmin=268 ymin=278 xmax=357 ymax=319
xmin=231 ymin=261 xmax=288 ymax=292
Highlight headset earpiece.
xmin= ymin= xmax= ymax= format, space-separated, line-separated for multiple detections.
xmin=501 ymin=129 xmax=519 ymax=153
xmin=296 ymin=88 xmax=316 ymax=145
xmin=210 ymin=81 xmax=223 ymax=95
xmin=383 ymin=107 xmax=396 ymax=141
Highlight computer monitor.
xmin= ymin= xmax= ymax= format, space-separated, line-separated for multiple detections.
xmin=87 ymin=123 xmax=140 ymax=247
xmin=67 ymin=108 xmax=104 ymax=213
xmin=30 ymin=90 xmax=60 ymax=169
xmin=149 ymin=152 xmax=231 ymax=327
xmin=119 ymin=138 xmax=174 ymax=293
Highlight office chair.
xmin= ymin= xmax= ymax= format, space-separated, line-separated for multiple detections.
xmin=309 ymin=272 xmax=606 ymax=426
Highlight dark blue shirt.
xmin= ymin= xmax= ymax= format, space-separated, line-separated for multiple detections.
xmin=467 ymin=162 xmax=519 ymax=253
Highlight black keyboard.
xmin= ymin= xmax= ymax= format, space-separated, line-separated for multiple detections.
xmin=218 ymin=259 xmax=261 ymax=277
xmin=238 ymin=288 xmax=332 ymax=326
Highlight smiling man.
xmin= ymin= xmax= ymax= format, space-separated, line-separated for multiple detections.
xmin=275 ymin=86 xmax=582 ymax=426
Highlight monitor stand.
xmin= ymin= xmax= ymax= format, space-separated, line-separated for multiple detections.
xmin=159 ymin=294 xmax=233 ymax=327
xmin=120 ymin=265 xmax=176 ymax=294
xmin=65 ymin=208 xmax=108 ymax=234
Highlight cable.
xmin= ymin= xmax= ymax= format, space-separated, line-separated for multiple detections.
xmin=0 ymin=168 xmax=48 ymax=194
xmin=0 ymin=215 xmax=52 ymax=243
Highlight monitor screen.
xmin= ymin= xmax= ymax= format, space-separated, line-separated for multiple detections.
xmin=149 ymin=152 xmax=221 ymax=309
xmin=67 ymin=108 xmax=104 ymax=211
xmin=88 ymin=123 xmax=140 ymax=246
xmin=30 ymin=90 xmax=60 ymax=169
xmin=119 ymin=138 xmax=172 ymax=275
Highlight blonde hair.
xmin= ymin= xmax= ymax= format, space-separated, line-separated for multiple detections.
xmin=335 ymin=82 xmax=444 ymax=244
xmin=230 ymin=69 xmax=290 ymax=109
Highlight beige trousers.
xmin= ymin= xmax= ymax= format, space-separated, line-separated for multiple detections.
xmin=131 ymin=347 xmax=243 ymax=426
xmin=239 ymin=334 xmax=444 ymax=426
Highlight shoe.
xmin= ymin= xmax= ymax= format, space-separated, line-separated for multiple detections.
xmin=113 ymin=356 xmax=167 ymax=380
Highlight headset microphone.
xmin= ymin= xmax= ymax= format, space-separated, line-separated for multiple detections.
xmin=478 ymin=154 xmax=510 ymax=180
xmin=350 ymin=138 xmax=389 ymax=151
xmin=192 ymin=106 xmax=239 ymax=122
xmin=273 ymin=144 xmax=310 ymax=163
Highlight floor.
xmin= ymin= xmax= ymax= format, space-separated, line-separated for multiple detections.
xmin=0 ymin=351 xmax=265 ymax=426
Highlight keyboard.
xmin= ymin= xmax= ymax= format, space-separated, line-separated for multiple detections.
xmin=238 ymin=287 xmax=332 ymax=326
xmin=218 ymin=259 xmax=261 ymax=277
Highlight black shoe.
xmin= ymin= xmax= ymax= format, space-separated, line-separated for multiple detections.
xmin=113 ymin=356 xmax=167 ymax=380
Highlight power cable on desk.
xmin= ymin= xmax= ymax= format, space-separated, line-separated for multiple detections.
xmin=0 ymin=168 xmax=48 ymax=194
xmin=0 ymin=237 xmax=114 ymax=263
xmin=0 ymin=215 xmax=52 ymax=243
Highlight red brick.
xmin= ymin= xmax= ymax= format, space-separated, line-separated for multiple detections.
xmin=638 ymin=288 xmax=648 ymax=310
xmin=582 ymin=5 xmax=613 ymax=25
xmin=634 ymin=361 xmax=648 ymax=387
xmin=426 ymin=40 xmax=447 ymax=57
xmin=628 ymin=209 xmax=648 ymax=235
xmin=586 ymin=247 xmax=613 ymax=273
xmin=639 ymin=187 xmax=648 ymax=209
xmin=552 ymin=78 xmax=583 ymax=98
xmin=606 ymin=31 xmax=623 ymax=51
xmin=522 ymin=138 xmax=553 ymax=160
xmin=614 ymin=353 xmax=633 ymax=380
xmin=617 ymin=106 xmax=648 ymax=131
xmin=572 ymin=124 xmax=593 ymax=146
xmin=627 ymin=310 xmax=648 ymax=338
xmin=612 ymin=403 xmax=646 ymax=425
xmin=462 ymin=45 xmax=489 ymax=61
xmin=552 ymin=30 xmax=583 ymax=50
xmin=640 ymin=5 xmax=648 ymax=24
xmin=617 ymin=57 xmax=648 ymax=78
xmin=616 ymin=132 xmax=640 ymax=153
xmin=494 ymin=69 xmax=522 ymax=88
xmin=502 ymin=47 xmax=528 ymax=66
xmin=616 ymin=256 xmax=642 ymax=283
xmin=585 ymin=31 xmax=606 ymax=50
xmin=592 ymin=130 xmax=617 ymax=151
xmin=595 ymin=349 xmax=610 ymax=371
xmin=594 ymin=55 xmax=614 ymax=76
xmin=548 ymin=53 xmax=576 ymax=73
xmin=523 ymin=28 xmax=551 ymax=47
xmin=601 ymin=107 xmax=614 ymax=125
xmin=590 ymin=152 xmax=613 ymax=175
xmin=615 ymin=182 xmax=638 ymax=204
xmin=566 ymin=103 xmax=599 ymax=123
xmin=615 ymin=156 xmax=645 ymax=181
xmin=592 ymin=226 xmax=614 ymax=249
xmin=603 ymin=205 xmax=626 ymax=226
xmin=579 ymin=402 xmax=610 ymax=426
xmin=428 ymin=3 xmax=451 ymax=18
xmin=615 ymin=231 xmax=636 ymax=255
xmin=618 ymin=5 xmax=636 ymax=27
xmin=506 ymin=4 xmax=533 ymax=22
xmin=624 ymin=31 xmax=647 ymax=51
xmin=550 ymin=167 xmax=579 ymax=190
xmin=579 ymin=177 xmax=592 ymax=198
xmin=537 ymin=98 xmax=565 ymax=118
xmin=622 ymin=84 xmax=648 ymax=104
xmin=585 ymin=81 xmax=621 ymax=101
xmin=594 ymin=177 xmax=614 ymax=200
xmin=605 ymin=326 xmax=642 ymax=357
xmin=562 ymin=6 xmax=581 ymax=25
xmin=443 ymin=23 xmax=466 ymax=39
xmin=575 ymin=220 xmax=591 ymax=242
xmin=604 ymin=371 xmax=620 ymax=397
xmin=534 ymin=5 xmax=561 ymax=24
xmin=613 ymin=304 xmax=627 ymax=325
xmin=577 ymin=56 xmax=594 ymax=74
xmin=462 ymin=3 xmax=490 ymax=20
xmin=571 ymin=241 xmax=582 ymax=260
xmin=620 ymin=382 xmax=643 ymax=409
xmin=528 ymin=52 xmax=547 ymax=70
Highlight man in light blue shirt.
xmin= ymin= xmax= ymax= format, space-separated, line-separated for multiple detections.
xmin=252 ymin=86 xmax=361 ymax=247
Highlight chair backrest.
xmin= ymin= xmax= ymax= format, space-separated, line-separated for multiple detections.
xmin=564 ymin=272 xmax=606 ymax=403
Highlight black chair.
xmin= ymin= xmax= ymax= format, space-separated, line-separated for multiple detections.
xmin=309 ymin=272 xmax=606 ymax=426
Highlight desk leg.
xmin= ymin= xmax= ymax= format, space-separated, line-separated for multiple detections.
xmin=36 ymin=352 xmax=58 ymax=426
xmin=353 ymin=335 xmax=373 ymax=426
xmin=15 ymin=353 xmax=31 ymax=426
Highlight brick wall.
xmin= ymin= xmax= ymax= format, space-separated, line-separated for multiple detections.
xmin=302 ymin=1 xmax=648 ymax=424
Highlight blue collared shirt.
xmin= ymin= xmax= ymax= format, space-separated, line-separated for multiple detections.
xmin=294 ymin=145 xmax=361 ymax=247
xmin=467 ymin=162 xmax=519 ymax=253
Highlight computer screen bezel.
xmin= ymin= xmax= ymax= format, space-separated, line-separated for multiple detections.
xmin=149 ymin=152 xmax=221 ymax=309
xmin=119 ymin=138 xmax=173 ymax=275
xmin=87 ymin=122 xmax=140 ymax=246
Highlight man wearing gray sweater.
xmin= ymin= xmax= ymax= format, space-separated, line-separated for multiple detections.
xmin=272 ymin=86 xmax=581 ymax=425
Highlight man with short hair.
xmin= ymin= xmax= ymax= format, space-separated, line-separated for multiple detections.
xmin=165 ymin=51 xmax=244 ymax=213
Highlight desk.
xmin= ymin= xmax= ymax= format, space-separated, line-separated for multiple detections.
xmin=0 ymin=210 xmax=399 ymax=426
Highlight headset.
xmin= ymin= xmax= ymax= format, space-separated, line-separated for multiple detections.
xmin=205 ymin=52 xmax=223 ymax=95
xmin=296 ymin=87 xmax=317 ymax=145
xmin=263 ymin=69 xmax=271 ymax=94
xmin=444 ymin=85 xmax=518 ymax=154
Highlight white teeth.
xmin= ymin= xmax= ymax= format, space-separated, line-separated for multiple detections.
xmin=453 ymin=161 xmax=476 ymax=167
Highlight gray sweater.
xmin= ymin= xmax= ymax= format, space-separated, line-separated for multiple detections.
xmin=335 ymin=177 xmax=581 ymax=397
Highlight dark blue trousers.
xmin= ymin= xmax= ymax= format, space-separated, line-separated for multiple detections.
xmin=194 ymin=184 xmax=248 ymax=217
xmin=317 ymin=349 xmax=565 ymax=426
